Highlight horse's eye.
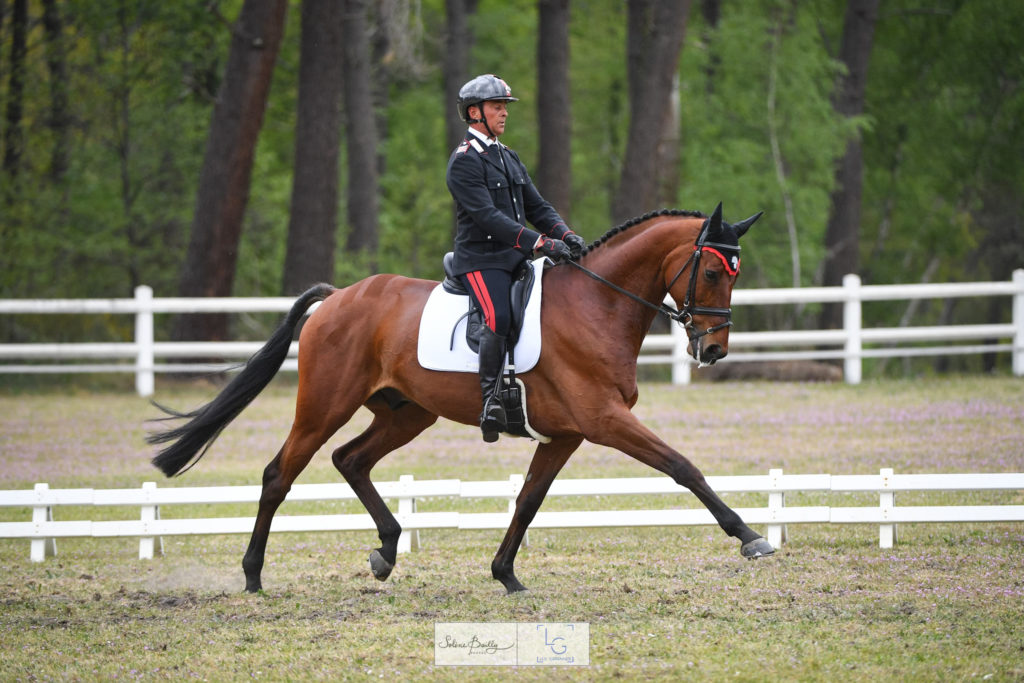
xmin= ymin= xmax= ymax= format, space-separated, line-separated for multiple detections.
xmin=704 ymin=269 xmax=719 ymax=283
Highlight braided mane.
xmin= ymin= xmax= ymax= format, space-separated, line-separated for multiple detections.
xmin=581 ymin=208 xmax=706 ymax=256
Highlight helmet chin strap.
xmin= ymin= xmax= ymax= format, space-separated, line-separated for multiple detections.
xmin=469 ymin=103 xmax=498 ymax=140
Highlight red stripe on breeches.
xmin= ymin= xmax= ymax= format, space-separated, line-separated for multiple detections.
xmin=466 ymin=271 xmax=497 ymax=332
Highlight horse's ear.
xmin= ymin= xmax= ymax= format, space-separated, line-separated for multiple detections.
xmin=708 ymin=202 xmax=723 ymax=234
xmin=732 ymin=211 xmax=763 ymax=238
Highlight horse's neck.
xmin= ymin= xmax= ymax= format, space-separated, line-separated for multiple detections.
xmin=587 ymin=218 xmax=695 ymax=305
xmin=579 ymin=218 xmax=697 ymax=338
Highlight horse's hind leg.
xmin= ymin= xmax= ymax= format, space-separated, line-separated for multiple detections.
xmin=242 ymin=398 xmax=362 ymax=593
xmin=332 ymin=397 xmax=438 ymax=581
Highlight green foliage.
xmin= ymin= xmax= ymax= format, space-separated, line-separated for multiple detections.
xmin=1 ymin=0 xmax=230 ymax=300
xmin=568 ymin=0 xmax=628 ymax=235
xmin=863 ymin=0 xmax=1024 ymax=286
xmin=847 ymin=0 xmax=1024 ymax=351
xmin=2 ymin=0 xmax=1021 ymax=371
xmin=679 ymin=1 xmax=851 ymax=291
xmin=376 ymin=65 xmax=452 ymax=282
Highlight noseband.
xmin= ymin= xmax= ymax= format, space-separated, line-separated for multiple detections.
xmin=564 ymin=218 xmax=738 ymax=348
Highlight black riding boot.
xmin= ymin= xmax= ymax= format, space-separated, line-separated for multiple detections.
xmin=477 ymin=327 xmax=508 ymax=443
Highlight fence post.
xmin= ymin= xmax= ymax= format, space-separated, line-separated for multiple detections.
xmin=843 ymin=273 xmax=863 ymax=385
xmin=767 ymin=468 xmax=787 ymax=548
xmin=134 ymin=285 xmax=155 ymax=397
xmin=671 ymin=323 xmax=691 ymax=385
xmin=397 ymin=474 xmax=418 ymax=554
xmin=879 ymin=467 xmax=896 ymax=549
xmin=1013 ymin=269 xmax=1024 ymax=377
xmin=139 ymin=481 xmax=163 ymax=559
xmin=30 ymin=483 xmax=57 ymax=562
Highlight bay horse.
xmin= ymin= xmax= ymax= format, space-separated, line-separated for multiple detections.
xmin=147 ymin=203 xmax=772 ymax=594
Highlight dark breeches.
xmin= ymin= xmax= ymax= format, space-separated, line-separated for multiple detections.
xmin=461 ymin=268 xmax=513 ymax=335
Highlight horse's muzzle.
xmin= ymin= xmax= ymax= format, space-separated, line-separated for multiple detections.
xmin=688 ymin=337 xmax=728 ymax=366
xmin=701 ymin=343 xmax=726 ymax=365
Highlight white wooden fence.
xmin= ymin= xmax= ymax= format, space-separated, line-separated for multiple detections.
xmin=2 ymin=469 xmax=1022 ymax=562
xmin=1 ymin=270 xmax=1022 ymax=394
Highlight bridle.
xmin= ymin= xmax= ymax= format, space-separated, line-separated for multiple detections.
xmin=563 ymin=218 xmax=739 ymax=350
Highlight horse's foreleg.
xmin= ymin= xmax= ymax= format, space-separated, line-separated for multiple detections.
xmin=491 ymin=436 xmax=582 ymax=594
xmin=586 ymin=410 xmax=774 ymax=558
xmin=333 ymin=401 xmax=438 ymax=581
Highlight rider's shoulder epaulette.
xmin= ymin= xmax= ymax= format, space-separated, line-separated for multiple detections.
xmin=456 ymin=138 xmax=485 ymax=156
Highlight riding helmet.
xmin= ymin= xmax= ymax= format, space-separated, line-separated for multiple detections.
xmin=457 ymin=74 xmax=519 ymax=123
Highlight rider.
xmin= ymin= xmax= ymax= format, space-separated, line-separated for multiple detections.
xmin=447 ymin=74 xmax=586 ymax=443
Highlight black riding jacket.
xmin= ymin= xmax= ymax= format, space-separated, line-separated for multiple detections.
xmin=446 ymin=133 xmax=570 ymax=275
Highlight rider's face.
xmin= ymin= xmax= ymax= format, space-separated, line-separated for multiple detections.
xmin=473 ymin=101 xmax=508 ymax=138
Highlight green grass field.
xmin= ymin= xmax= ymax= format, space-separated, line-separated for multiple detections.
xmin=1 ymin=376 xmax=1023 ymax=681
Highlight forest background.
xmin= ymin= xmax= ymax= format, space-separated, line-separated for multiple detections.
xmin=1 ymin=0 xmax=1021 ymax=373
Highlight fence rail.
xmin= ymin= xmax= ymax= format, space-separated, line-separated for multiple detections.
xmin=2 ymin=469 xmax=1022 ymax=562
xmin=2 ymin=269 xmax=1022 ymax=393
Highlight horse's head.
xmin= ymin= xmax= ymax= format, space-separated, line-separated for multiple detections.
xmin=669 ymin=202 xmax=761 ymax=366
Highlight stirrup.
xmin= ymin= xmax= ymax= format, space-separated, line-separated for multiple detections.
xmin=480 ymin=397 xmax=506 ymax=443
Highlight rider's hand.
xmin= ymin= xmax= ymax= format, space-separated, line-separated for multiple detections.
xmin=535 ymin=236 xmax=571 ymax=262
xmin=563 ymin=233 xmax=586 ymax=260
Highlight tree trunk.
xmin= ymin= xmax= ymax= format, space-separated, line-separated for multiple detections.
xmin=700 ymin=0 xmax=720 ymax=27
xmin=767 ymin=11 xmax=800 ymax=290
xmin=42 ymin=0 xmax=70 ymax=183
xmin=655 ymin=71 xmax=680 ymax=208
xmin=820 ymin=0 xmax=879 ymax=329
xmin=174 ymin=0 xmax=288 ymax=342
xmin=700 ymin=0 xmax=721 ymax=95
xmin=342 ymin=0 xmax=379 ymax=267
xmin=3 ymin=0 xmax=27 ymax=185
xmin=282 ymin=0 xmax=344 ymax=295
xmin=611 ymin=0 xmax=691 ymax=225
xmin=536 ymin=0 xmax=571 ymax=219
xmin=443 ymin=0 xmax=479 ymax=238
xmin=371 ymin=1 xmax=393 ymax=181
xmin=115 ymin=3 xmax=141 ymax=289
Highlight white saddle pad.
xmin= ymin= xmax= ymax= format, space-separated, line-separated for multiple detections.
xmin=417 ymin=258 xmax=545 ymax=373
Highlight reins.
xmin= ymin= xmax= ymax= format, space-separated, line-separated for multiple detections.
xmin=561 ymin=219 xmax=737 ymax=345
xmin=563 ymin=258 xmax=693 ymax=324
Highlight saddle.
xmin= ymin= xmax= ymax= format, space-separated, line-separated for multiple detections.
xmin=440 ymin=252 xmax=546 ymax=442
xmin=441 ymin=252 xmax=536 ymax=353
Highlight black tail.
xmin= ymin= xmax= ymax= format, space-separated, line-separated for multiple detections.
xmin=146 ymin=284 xmax=335 ymax=477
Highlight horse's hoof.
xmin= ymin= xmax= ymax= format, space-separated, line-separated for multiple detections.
xmin=499 ymin=576 xmax=529 ymax=594
xmin=369 ymin=550 xmax=394 ymax=581
xmin=741 ymin=538 xmax=776 ymax=559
